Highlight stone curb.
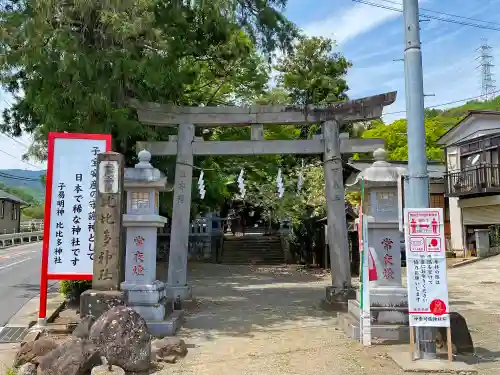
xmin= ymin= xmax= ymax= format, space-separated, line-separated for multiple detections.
xmin=449 ymin=258 xmax=480 ymax=269
xmin=7 ymin=295 xmax=67 ymax=345
xmin=449 ymin=253 xmax=500 ymax=269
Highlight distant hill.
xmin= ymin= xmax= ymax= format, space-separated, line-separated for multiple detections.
xmin=0 ymin=169 xmax=45 ymax=202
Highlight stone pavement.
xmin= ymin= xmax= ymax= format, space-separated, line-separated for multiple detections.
xmin=444 ymin=255 xmax=500 ymax=374
xmin=156 ymin=258 xmax=500 ymax=375
xmin=0 ymin=292 xmax=64 ymax=374
xmin=157 ymin=264 xmax=403 ymax=375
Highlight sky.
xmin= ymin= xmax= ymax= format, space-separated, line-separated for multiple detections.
xmin=2 ymin=0 xmax=500 ymax=170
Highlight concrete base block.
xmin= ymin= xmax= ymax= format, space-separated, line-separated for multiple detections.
xmin=325 ymin=285 xmax=356 ymax=310
xmin=339 ymin=312 xmax=410 ymax=342
xmin=147 ymin=310 xmax=184 ymax=337
xmin=128 ymin=290 xmax=164 ymax=305
xmin=370 ymin=286 xmax=408 ymax=307
xmin=388 ymin=349 xmax=477 ymax=373
xmin=166 ymin=285 xmax=192 ymax=304
xmin=348 ymin=299 xmax=408 ymax=324
xmin=122 ymin=280 xmax=167 ymax=305
xmin=130 ymin=303 xmax=166 ymax=321
xmin=79 ymin=290 xmax=125 ymax=320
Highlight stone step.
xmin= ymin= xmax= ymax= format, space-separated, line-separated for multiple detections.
xmin=223 ymin=245 xmax=282 ymax=250
xmin=338 ymin=312 xmax=410 ymax=343
xmin=223 ymin=248 xmax=282 ymax=251
xmin=222 ymin=250 xmax=283 ymax=254
xmin=223 ymin=236 xmax=281 ymax=241
xmin=221 ymin=255 xmax=285 ymax=260
xmin=221 ymin=260 xmax=284 ymax=265
xmin=221 ymin=257 xmax=285 ymax=263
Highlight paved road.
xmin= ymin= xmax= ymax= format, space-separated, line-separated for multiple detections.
xmin=0 ymin=242 xmax=58 ymax=327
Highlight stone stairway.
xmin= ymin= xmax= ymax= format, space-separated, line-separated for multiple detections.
xmin=339 ymin=289 xmax=410 ymax=342
xmin=221 ymin=234 xmax=285 ymax=264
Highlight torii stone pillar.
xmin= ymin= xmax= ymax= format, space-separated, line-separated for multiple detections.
xmin=166 ymin=124 xmax=194 ymax=302
xmin=323 ymin=120 xmax=354 ymax=304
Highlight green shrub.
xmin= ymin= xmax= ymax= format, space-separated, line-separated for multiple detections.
xmin=5 ymin=367 xmax=16 ymax=375
xmin=60 ymin=280 xmax=92 ymax=300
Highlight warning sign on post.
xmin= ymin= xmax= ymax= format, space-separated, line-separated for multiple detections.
xmin=407 ymin=210 xmax=441 ymax=236
xmin=404 ymin=208 xmax=450 ymax=328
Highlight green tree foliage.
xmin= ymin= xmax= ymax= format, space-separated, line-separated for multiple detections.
xmin=0 ymin=182 xmax=39 ymax=205
xmin=22 ymin=204 xmax=44 ymax=220
xmin=0 ymin=0 xmax=298 ymax=163
xmin=0 ymin=181 xmax=44 ymax=219
xmin=360 ymin=118 xmax=449 ymax=162
xmin=274 ymin=36 xmax=351 ymax=106
xmin=240 ymin=36 xmax=352 ymax=223
xmin=359 ymin=95 xmax=500 ymax=163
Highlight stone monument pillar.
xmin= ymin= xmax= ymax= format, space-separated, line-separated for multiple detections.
xmin=80 ymin=152 xmax=126 ymax=319
xmin=342 ymin=148 xmax=409 ymax=341
xmin=120 ymin=150 xmax=183 ymax=336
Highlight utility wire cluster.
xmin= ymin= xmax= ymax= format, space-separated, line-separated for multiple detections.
xmin=353 ymin=0 xmax=500 ymax=31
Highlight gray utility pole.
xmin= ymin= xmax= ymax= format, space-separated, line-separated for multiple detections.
xmin=402 ymin=0 xmax=435 ymax=359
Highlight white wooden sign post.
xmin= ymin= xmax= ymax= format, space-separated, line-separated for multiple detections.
xmin=404 ymin=207 xmax=452 ymax=362
xmin=38 ymin=132 xmax=111 ymax=325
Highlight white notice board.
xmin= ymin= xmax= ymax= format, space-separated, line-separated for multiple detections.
xmin=43 ymin=132 xmax=111 ymax=278
xmin=404 ymin=208 xmax=450 ymax=328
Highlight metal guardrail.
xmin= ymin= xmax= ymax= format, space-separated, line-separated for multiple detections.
xmin=19 ymin=219 xmax=44 ymax=232
xmin=0 ymin=231 xmax=43 ymax=248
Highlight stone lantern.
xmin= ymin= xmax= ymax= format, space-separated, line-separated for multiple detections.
xmin=120 ymin=150 xmax=182 ymax=336
xmin=343 ymin=148 xmax=409 ymax=341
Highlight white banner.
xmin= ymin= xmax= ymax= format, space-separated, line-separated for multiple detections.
xmin=47 ymin=137 xmax=108 ymax=276
xmin=404 ymin=208 xmax=450 ymax=328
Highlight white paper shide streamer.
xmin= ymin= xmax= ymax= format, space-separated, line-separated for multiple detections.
xmin=237 ymin=169 xmax=246 ymax=199
xmin=297 ymin=159 xmax=304 ymax=194
xmin=198 ymin=170 xmax=206 ymax=199
xmin=276 ymin=168 xmax=284 ymax=199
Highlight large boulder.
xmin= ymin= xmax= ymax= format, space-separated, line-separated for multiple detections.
xmin=14 ymin=337 xmax=58 ymax=367
xmin=73 ymin=315 xmax=96 ymax=339
xmin=36 ymin=338 xmax=101 ymax=375
xmin=436 ymin=312 xmax=474 ymax=354
xmin=17 ymin=363 xmax=37 ymax=375
xmin=89 ymin=306 xmax=151 ymax=372
xmin=151 ymin=337 xmax=188 ymax=363
xmin=90 ymin=364 xmax=125 ymax=375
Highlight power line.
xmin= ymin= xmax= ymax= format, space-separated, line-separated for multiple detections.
xmin=0 ymin=149 xmax=43 ymax=170
xmin=383 ymin=89 xmax=500 ymax=116
xmin=378 ymin=0 xmax=500 ymax=27
xmin=0 ymin=172 xmax=41 ymax=182
xmin=352 ymin=0 xmax=500 ymax=31
xmin=1 ymin=133 xmax=29 ymax=149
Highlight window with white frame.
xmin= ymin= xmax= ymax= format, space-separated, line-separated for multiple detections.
xmin=0 ymin=200 xmax=4 ymax=219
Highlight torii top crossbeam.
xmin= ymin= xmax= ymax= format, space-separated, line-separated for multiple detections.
xmin=129 ymin=92 xmax=397 ymax=126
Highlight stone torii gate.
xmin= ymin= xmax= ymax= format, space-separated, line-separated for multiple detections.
xmin=131 ymin=91 xmax=396 ymax=307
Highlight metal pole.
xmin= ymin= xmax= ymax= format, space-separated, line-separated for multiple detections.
xmin=402 ymin=0 xmax=436 ymax=359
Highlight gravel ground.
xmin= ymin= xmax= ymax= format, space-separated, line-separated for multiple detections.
xmin=155 ymin=264 xmax=444 ymax=375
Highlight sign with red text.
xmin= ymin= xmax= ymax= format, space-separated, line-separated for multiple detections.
xmin=39 ymin=132 xmax=112 ymax=321
xmin=404 ymin=208 xmax=450 ymax=327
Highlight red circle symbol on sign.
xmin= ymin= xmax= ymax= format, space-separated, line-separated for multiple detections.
xmin=430 ymin=238 xmax=438 ymax=247
xmin=430 ymin=299 xmax=447 ymax=316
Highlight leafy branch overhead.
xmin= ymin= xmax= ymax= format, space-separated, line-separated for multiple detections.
xmin=0 ymin=0 xmax=354 ymax=221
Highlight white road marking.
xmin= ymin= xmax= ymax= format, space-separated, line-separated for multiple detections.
xmin=0 ymin=257 xmax=33 ymax=271
xmin=0 ymin=250 xmax=37 ymax=260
